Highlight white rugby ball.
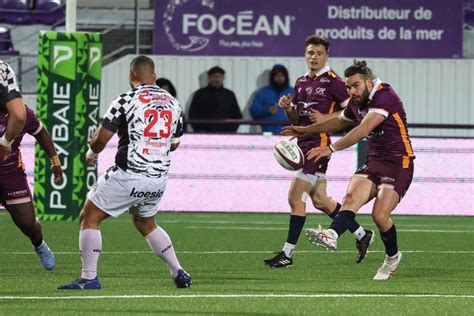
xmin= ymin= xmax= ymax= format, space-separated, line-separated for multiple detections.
xmin=273 ymin=140 xmax=305 ymax=171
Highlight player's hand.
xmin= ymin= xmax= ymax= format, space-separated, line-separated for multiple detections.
xmin=278 ymin=94 xmax=292 ymax=109
xmin=269 ymin=105 xmax=279 ymax=116
xmin=86 ymin=154 xmax=98 ymax=165
xmin=0 ymin=144 xmax=11 ymax=161
xmin=307 ymin=146 xmax=332 ymax=162
xmin=52 ymin=165 xmax=63 ymax=184
xmin=308 ymin=109 xmax=324 ymax=123
xmin=281 ymin=125 xmax=307 ymax=137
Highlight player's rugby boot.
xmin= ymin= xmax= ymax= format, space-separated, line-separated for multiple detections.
xmin=356 ymin=230 xmax=375 ymax=263
xmin=58 ymin=277 xmax=101 ymax=289
xmin=174 ymin=269 xmax=192 ymax=288
xmin=264 ymin=251 xmax=293 ymax=268
xmin=35 ymin=241 xmax=55 ymax=270
xmin=373 ymin=251 xmax=403 ymax=280
xmin=305 ymin=226 xmax=338 ymax=251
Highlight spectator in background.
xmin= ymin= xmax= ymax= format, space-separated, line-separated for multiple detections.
xmin=250 ymin=64 xmax=294 ymax=134
xmin=155 ymin=77 xmax=177 ymax=98
xmin=188 ymin=66 xmax=242 ymax=133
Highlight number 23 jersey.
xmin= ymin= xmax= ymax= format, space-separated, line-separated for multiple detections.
xmin=101 ymin=84 xmax=184 ymax=178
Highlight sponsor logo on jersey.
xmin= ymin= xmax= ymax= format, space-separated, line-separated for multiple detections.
xmin=314 ymin=87 xmax=326 ymax=95
xmin=138 ymin=89 xmax=152 ymax=104
xmin=130 ymin=187 xmax=164 ymax=198
xmin=320 ymin=77 xmax=331 ymax=83
xmin=369 ymin=129 xmax=384 ymax=138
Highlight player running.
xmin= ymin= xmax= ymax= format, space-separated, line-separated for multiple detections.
xmin=0 ymin=105 xmax=62 ymax=269
xmin=58 ymin=56 xmax=191 ymax=290
xmin=282 ymin=60 xmax=414 ymax=280
xmin=264 ymin=36 xmax=373 ymax=268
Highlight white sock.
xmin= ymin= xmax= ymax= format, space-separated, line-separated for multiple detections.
xmin=353 ymin=226 xmax=366 ymax=241
xmin=146 ymin=226 xmax=182 ymax=278
xmin=282 ymin=242 xmax=295 ymax=258
xmin=79 ymin=229 xmax=102 ymax=280
xmin=386 ymin=252 xmax=400 ymax=265
xmin=35 ymin=240 xmax=47 ymax=251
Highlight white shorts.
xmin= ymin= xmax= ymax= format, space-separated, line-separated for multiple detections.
xmin=295 ymin=170 xmax=326 ymax=186
xmin=87 ymin=166 xmax=167 ymax=218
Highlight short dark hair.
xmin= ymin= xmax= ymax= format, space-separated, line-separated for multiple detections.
xmin=344 ymin=59 xmax=374 ymax=79
xmin=155 ymin=77 xmax=177 ymax=98
xmin=130 ymin=55 xmax=155 ymax=72
xmin=304 ymin=35 xmax=330 ymax=51
xmin=207 ymin=66 xmax=225 ymax=76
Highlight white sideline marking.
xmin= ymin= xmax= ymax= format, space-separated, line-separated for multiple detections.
xmin=0 ymin=293 xmax=473 ymax=300
xmin=184 ymin=226 xmax=474 ymax=233
xmin=2 ymin=250 xmax=474 ymax=255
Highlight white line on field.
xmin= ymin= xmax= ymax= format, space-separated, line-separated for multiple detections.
xmin=159 ymin=220 xmax=474 ymax=228
xmin=184 ymin=226 xmax=474 ymax=233
xmin=2 ymin=250 xmax=473 ymax=255
xmin=0 ymin=293 xmax=473 ymax=300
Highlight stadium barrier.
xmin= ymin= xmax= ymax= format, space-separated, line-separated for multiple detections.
xmin=17 ymin=120 xmax=474 ymax=216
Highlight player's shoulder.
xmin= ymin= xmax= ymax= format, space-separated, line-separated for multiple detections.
xmin=294 ymin=75 xmax=309 ymax=85
xmin=0 ymin=60 xmax=13 ymax=74
xmin=371 ymin=83 xmax=400 ymax=104
xmin=324 ymin=70 xmax=345 ymax=84
xmin=25 ymin=104 xmax=36 ymax=116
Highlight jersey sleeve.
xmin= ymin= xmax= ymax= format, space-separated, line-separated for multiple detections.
xmin=340 ymin=103 xmax=357 ymax=122
xmin=172 ymin=108 xmax=184 ymax=141
xmin=101 ymin=92 xmax=133 ymax=133
xmin=291 ymin=79 xmax=300 ymax=105
xmin=368 ymin=89 xmax=395 ymax=119
xmin=329 ymin=77 xmax=350 ymax=109
xmin=0 ymin=62 xmax=22 ymax=103
xmin=24 ymin=106 xmax=43 ymax=136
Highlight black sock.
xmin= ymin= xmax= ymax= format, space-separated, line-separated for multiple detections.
xmin=32 ymin=238 xmax=43 ymax=249
xmin=347 ymin=220 xmax=362 ymax=234
xmin=329 ymin=210 xmax=355 ymax=236
xmin=286 ymin=215 xmax=306 ymax=245
xmin=380 ymin=224 xmax=398 ymax=257
xmin=329 ymin=204 xmax=362 ymax=234
xmin=329 ymin=203 xmax=341 ymax=219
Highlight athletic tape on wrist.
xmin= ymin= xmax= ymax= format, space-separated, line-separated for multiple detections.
xmin=0 ymin=135 xmax=13 ymax=147
xmin=86 ymin=148 xmax=98 ymax=158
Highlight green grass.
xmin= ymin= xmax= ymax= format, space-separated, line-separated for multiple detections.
xmin=0 ymin=212 xmax=473 ymax=315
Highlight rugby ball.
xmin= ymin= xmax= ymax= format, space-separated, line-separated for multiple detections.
xmin=273 ymin=140 xmax=304 ymax=171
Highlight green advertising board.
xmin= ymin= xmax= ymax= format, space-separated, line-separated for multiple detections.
xmin=34 ymin=31 xmax=102 ymax=221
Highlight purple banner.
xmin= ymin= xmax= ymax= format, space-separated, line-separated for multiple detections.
xmin=154 ymin=0 xmax=463 ymax=58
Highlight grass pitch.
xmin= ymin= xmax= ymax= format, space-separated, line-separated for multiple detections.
xmin=0 ymin=211 xmax=473 ymax=315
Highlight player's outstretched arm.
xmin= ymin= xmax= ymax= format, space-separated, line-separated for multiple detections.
xmin=331 ymin=112 xmax=385 ymax=152
xmin=306 ymin=113 xmax=383 ymax=162
xmin=282 ymin=115 xmax=351 ymax=137
xmin=34 ymin=128 xmax=63 ymax=184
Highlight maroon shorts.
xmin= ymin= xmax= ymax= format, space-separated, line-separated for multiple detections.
xmin=0 ymin=170 xmax=32 ymax=206
xmin=299 ymin=141 xmax=330 ymax=176
xmin=302 ymin=155 xmax=330 ymax=175
xmin=354 ymin=158 xmax=414 ymax=199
